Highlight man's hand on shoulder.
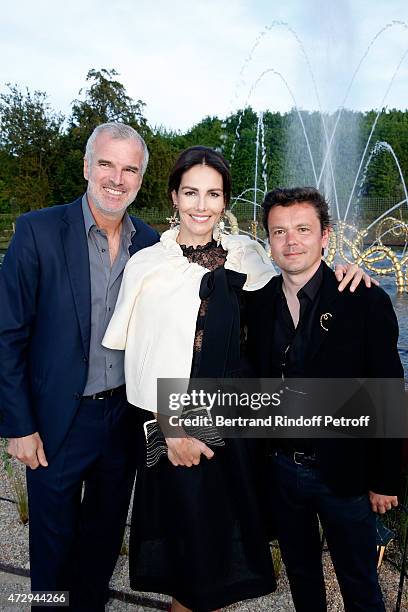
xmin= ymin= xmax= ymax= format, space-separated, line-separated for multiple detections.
xmin=7 ymin=433 xmax=48 ymax=469
xmin=369 ymin=490 xmax=398 ymax=514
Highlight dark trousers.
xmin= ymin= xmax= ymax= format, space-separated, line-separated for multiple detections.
xmin=272 ymin=452 xmax=385 ymax=612
xmin=26 ymin=391 xmax=139 ymax=611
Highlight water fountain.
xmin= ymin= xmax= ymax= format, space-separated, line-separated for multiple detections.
xmin=224 ymin=20 xmax=408 ymax=293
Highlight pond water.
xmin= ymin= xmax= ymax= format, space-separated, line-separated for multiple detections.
xmin=375 ymin=274 xmax=407 ymax=377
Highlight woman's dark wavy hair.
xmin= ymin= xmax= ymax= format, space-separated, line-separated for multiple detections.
xmin=262 ymin=186 xmax=332 ymax=236
xmin=168 ymin=146 xmax=232 ymax=206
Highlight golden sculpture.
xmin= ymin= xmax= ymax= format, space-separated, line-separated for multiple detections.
xmin=199 ymin=208 xmax=407 ymax=293
xmin=325 ymin=220 xmax=407 ymax=293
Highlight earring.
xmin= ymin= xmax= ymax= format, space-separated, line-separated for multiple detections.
xmin=166 ymin=206 xmax=179 ymax=229
xmin=213 ymin=211 xmax=226 ymax=247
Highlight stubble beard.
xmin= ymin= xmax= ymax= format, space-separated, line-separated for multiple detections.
xmin=87 ymin=181 xmax=136 ymax=218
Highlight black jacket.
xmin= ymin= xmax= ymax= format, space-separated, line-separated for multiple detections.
xmin=246 ymin=262 xmax=405 ymax=496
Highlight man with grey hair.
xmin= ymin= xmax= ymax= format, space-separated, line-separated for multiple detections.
xmin=0 ymin=122 xmax=159 ymax=610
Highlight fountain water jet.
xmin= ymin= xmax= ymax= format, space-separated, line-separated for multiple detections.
xmin=225 ymin=21 xmax=408 ymax=291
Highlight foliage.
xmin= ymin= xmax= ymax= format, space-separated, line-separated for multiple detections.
xmin=360 ymin=109 xmax=408 ymax=200
xmin=0 ymin=84 xmax=64 ymax=211
xmin=70 ymin=68 xmax=148 ymax=134
xmin=136 ymin=129 xmax=180 ymax=213
xmin=0 ymin=69 xmax=407 ymax=218
xmin=271 ymin=541 xmax=282 ymax=577
xmin=0 ymin=438 xmax=29 ymax=524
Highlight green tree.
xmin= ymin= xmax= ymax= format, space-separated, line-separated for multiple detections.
xmin=70 ymin=68 xmax=147 ymax=133
xmin=223 ymin=107 xmax=259 ymax=199
xmin=0 ymin=149 xmax=16 ymax=213
xmin=54 ymin=68 xmax=149 ymax=203
xmin=359 ymin=109 xmax=407 ymax=201
xmin=181 ymin=116 xmax=224 ymax=150
xmin=0 ymin=84 xmax=64 ymax=210
xmin=135 ymin=129 xmax=180 ymax=214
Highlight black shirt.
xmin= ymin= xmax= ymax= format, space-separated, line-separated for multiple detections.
xmin=271 ymin=262 xmax=324 ymax=454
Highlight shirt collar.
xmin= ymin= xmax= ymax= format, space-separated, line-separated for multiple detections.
xmin=297 ymin=261 xmax=323 ymax=302
xmin=121 ymin=208 xmax=136 ymax=239
xmin=278 ymin=261 xmax=323 ymax=303
xmin=81 ymin=194 xmax=95 ymax=235
xmin=81 ymin=193 xmax=136 ymax=238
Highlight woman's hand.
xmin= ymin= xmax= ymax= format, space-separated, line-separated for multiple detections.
xmin=369 ymin=491 xmax=398 ymax=514
xmin=334 ymin=263 xmax=379 ymax=292
xmin=166 ymin=436 xmax=215 ymax=467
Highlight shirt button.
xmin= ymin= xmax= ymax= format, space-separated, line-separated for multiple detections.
xmin=101 ymin=248 xmax=106 ymax=252
xmin=109 ymin=364 xmax=113 ymax=369
xmin=83 ymin=357 xmax=88 ymax=363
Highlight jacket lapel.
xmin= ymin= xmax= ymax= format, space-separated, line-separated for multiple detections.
xmin=61 ymin=198 xmax=91 ymax=357
xmin=128 ymin=220 xmax=149 ymax=256
xmin=307 ymin=263 xmax=342 ymax=364
xmin=128 ymin=235 xmax=139 ymax=257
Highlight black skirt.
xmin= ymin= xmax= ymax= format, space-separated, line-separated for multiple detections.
xmin=129 ymin=427 xmax=276 ymax=610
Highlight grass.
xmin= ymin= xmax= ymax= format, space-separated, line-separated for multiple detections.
xmin=0 ymin=437 xmax=29 ymax=525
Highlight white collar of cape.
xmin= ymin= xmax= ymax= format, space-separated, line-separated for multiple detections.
xmin=102 ymin=227 xmax=276 ymax=411
xmin=153 ymin=226 xmax=276 ymax=291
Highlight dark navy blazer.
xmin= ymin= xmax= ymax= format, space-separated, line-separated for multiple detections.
xmin=0 ymin=197 xmax=159 ymax=458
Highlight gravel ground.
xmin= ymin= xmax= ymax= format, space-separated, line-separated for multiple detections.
xmin=0 ymin=459 xmax=406 ymax=611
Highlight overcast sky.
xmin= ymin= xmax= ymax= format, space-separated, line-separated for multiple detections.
xmin=1 ymin=0 xmax=408 ymax=131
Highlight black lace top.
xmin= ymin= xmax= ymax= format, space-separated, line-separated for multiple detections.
xmin=180 ymin=240 xmax=227 ymax=354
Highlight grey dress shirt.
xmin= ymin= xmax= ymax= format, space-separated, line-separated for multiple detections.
xmin=81 ymin=195 xmax=135 ymax=395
